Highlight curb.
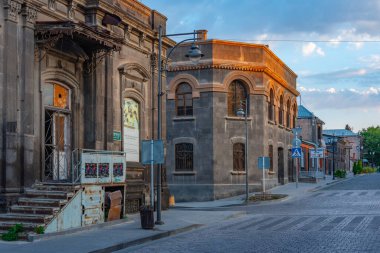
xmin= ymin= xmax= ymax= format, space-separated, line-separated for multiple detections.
xmin=27 ymin=218 xmax=134 ymax=242
xmin=308 ymin=176 xmax=355 ymax=192
xmin=88 ymin=224 xmax=203 ymax=253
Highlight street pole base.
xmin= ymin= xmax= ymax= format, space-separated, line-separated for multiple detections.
xmin=155 ymin=220 xmax=164 ymax=225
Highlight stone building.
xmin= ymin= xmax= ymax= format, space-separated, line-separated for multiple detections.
xmin=323 ymin=129 xmax=362 ymax=172
xmin=0 ymin=0 xmax=173 ymax=230
xmin=166 ymin=36 xmax=299 ymax=201
xmin=297 ymin=105 xmax=325 ymax=181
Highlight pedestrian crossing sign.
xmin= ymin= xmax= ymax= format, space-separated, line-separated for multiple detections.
xmin=292 ymin=148 xmax=302 ymax=158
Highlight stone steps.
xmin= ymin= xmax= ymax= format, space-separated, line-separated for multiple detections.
xmin=0 ymin=221 xmax=44 ymax=232
xmin=25 ymin=189 xmax=74 ymax=199
xmin=0 ymin=213 xmax=53 ymax=224
xmin=18 ymin=197 xmax=68 ymax=207
xmin=0 ymin=182 xmax=79 ymax=240
xmin=10 ymin=205 xmax=59 ymax=215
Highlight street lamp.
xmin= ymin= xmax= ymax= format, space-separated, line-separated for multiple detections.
xmin=328 ymin=135 xmax=337 ymax=180
xmin=155 ymin=26 xmax=204 ymax=225
xmin=369 ymin=151 xmax=375 ymax=167
xmin=237 ymin=99 xmax=249 ymax=203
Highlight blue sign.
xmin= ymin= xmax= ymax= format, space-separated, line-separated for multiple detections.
xmin=141 ymin=140 xmax=164 ymax=165
xmin=291 ymin=148 xmax=302 ymax=158
xmin=258 ymin=156 xmax=270 ymax=170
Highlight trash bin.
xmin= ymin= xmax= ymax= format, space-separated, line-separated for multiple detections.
xmin=140 ymin=206 xmax=154 ymax=229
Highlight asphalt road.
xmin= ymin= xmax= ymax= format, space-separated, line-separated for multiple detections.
xmin=118 ymin=174 xmax=380 ymax=253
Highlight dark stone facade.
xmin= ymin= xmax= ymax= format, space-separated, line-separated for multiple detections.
xmin=0 ymin=0 xmax=173 ymax=212
xmin=166 ymin=39 xmax=299 ymax=201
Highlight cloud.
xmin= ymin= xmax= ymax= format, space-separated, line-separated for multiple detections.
xmin=299 ymin=67 xmax=380 ymax=89
xmin=302 ymin=42 xmax=325 ymax=57
xmin=300 ymin=87 xmax=380 ymax=110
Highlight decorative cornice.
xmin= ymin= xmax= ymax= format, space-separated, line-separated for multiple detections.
xmin=168 ymin=63 xmax=299 ymax=96
xmin=3 ymin=0 xmax=22 ymax=22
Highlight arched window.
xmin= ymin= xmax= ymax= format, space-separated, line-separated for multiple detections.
xmin=286 ymin=99 xmax=291 ymax=128
xmin=175 ymin=143 xmax=193 ymax=171
xmin=292 ymin=104 xmax=297 ymax=128
xmin=233 ymin=143 xmax=245 ymax=171
xmin=176 ymin=83 xmax=193 ymax=116
xmin=268 ymin=89 xmax=274 ymax=121
xmin=279 ymin=95 xmax=284 ymax=125
xmin=228 ymin=80 xmax=248 ymax=116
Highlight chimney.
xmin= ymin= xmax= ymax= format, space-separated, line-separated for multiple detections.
xmin=196 ymin=30 xmax=208 ymax=41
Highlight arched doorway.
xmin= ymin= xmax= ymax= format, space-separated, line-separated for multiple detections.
xmin=278 ymin=147 xmax=285 ymax=184
xmin=43 ymin=83 xmax=72 ymax=181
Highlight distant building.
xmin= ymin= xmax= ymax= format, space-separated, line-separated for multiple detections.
xmin=166 ymin=35 xmax=299 ymax=201
xmin=323 ymin=129 xmax=362 ymax=172
xmin=297 ymin=105 xmax=325 ymax=181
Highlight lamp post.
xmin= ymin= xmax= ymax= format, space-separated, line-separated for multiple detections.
xmin=369 ymin=151 xmax=375 ymax=167
xmin=237 ymin=99 xmax=249 ymax=203
xmin=155 ymin=26 xmax=204 ymax=225
xmin=328 ymin=135 xmax=337 ymax=180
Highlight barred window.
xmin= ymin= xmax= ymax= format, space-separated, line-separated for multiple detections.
xmin=176 ymin=83 xmax=193 ymax=116
xmin=233 ymin=143 xmax=245 ymax=171
xmin=228 ymin=80 xmax=247 ymax=116
xmin=175 ymin=143 xmax=193 ymax=171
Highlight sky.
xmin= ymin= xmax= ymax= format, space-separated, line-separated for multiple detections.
xmin=141 ymin=0 xmax=380 ymax=132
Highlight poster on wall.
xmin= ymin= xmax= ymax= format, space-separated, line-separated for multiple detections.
xmin=123 ymin=98 xmax=139 ymax=162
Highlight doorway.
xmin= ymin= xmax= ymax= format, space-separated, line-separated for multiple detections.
xmin=43 ymin=83 xmax=72 ymax=181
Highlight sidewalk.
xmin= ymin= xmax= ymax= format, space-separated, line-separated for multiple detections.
xmin=0 ymin=176 xmax=349 ymax=253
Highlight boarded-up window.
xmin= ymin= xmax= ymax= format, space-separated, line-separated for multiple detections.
xmin=43 ymin=83 xmax=70 ymax=109
xmin=233 ymin=143 xmax=245 ymax=171
xmin=175 ymin=143 xmax=193 ymax=171
xmin=228 ymin=80 xmax=247 ymax=116
xmin=176 ymin=83 xmax=193 ymax=116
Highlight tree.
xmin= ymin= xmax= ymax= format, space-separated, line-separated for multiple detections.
xmin=359 ymin=126 xmax=380 ymax=166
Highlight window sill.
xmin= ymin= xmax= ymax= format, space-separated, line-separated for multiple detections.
xmin=173 ymin=116 xmax=195 ymax=121
xmin=230 ymin=171 xmax=246 ymax=175
xmin=225 ymin=116 xmax=253 ymax=121
xmin=268 ymin=171 xmax=276 ymax=175
xmin=173 ymin=171 xmax=196 ymax=176
xmin=268 ymin=120 xmax=276 ymax=125
xmin=278 ymin=124 xmax=284 ymax=129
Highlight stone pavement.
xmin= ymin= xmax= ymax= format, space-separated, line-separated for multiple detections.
xmin=0 ymin=175 xmax=349 ymax=253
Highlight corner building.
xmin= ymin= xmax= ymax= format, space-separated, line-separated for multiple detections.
xmin=166 ymin=36 xmax=299 ymax=201
xmin=0 ymin=0 xmax=173 ymax=218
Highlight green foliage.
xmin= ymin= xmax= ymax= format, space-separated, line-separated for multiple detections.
xmin=361 ymin=167 xmax=377 ymax=174
xmin=1 ymin=223 xmax=23 ymax=241
xmin=34 ymin=226 xmax=45 ymax=234
xmin=359 ymin=126 xmax=380 ymax=165
xmin=353 ymin=161 xmax=363 ymax=175
xmin=334 ymin=169 xmax=346 ymax=178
